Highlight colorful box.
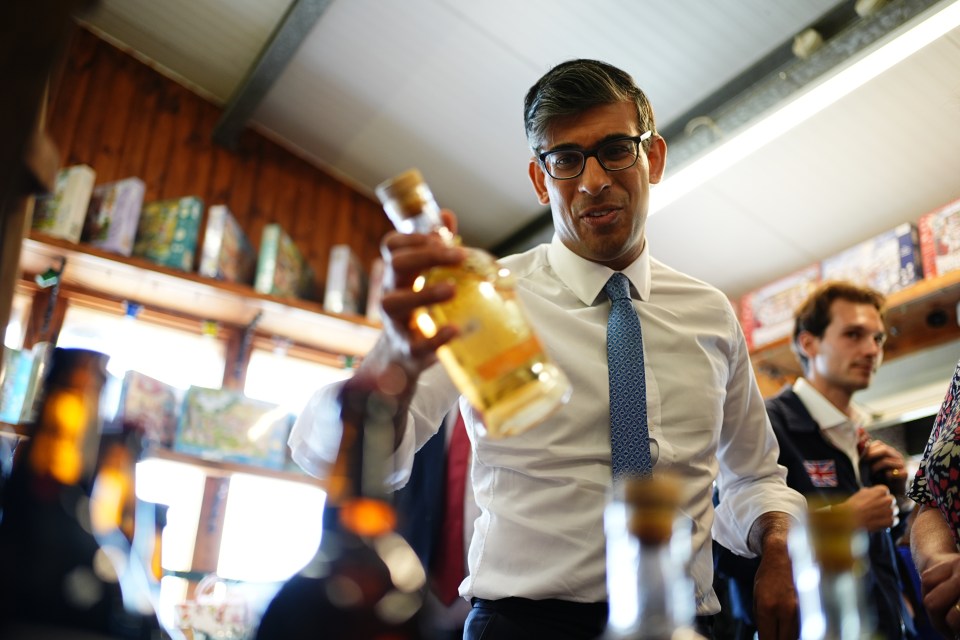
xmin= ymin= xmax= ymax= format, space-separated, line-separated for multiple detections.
xmin=198 ymin=205 xmax=256 ymax=284
xmin=81 ymin=177 xmax=146 ymax=256
xmin=32 ymin=164 xmax=97 ymax=242
xmin=254 ymin=223 xmax=311 ymax=299
xmin=365 ymin=257 xmax=384 ymax=322
xmin=918 ymin=197 xmax=960 ymax=279
xmin=740 ymin=264 xmax=821 ymax=351
xmin=0 ymin=347 xmax=33 ymax=424
xmin=116 ymin=370 xmax=181 ymax=448
xmin=174 ymin=386 xmax=292 ymax=470
xmin=132 ymin=196 xmax=203 ymax=271
xmin=820 ymin=223 xmax=923 ymax=295
xmin=323 ymin=244 xmax=367 ymax=315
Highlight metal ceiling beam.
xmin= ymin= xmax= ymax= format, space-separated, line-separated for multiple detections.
xmin=213 ymin=0 xmax=333 ymax=148
xmin=657 ymin=1 xmax=861 ymax=145
xmin=663 ymin=0 xmax=947 ymax=172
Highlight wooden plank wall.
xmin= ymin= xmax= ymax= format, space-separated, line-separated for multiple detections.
xmin=45 ymin=26 xmax=393 ymax=299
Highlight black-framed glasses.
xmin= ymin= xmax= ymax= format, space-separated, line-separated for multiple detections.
xmin=538 ymin=131 xmax=652 ymax=180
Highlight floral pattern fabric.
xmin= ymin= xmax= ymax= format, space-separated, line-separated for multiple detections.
xmin=907 ymin=359 xmax=960 ymax=547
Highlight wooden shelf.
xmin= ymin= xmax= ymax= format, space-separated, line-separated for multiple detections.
xmin=750 ymin=269 xmax=960 ymax=381
xmin=142 ymin=447 xmax=325 ymax=488
xmin=19 ymin=232 xmax=380 ymax=357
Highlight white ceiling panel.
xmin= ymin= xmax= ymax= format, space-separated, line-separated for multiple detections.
xmin=646 ymin=183 xmax=820 ymax=295
xmin=81 ymin=0 xmax=292 ymax=102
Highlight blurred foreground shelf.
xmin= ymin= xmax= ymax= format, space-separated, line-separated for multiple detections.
xmin=143 ymin=446 xmax=324 ymax=488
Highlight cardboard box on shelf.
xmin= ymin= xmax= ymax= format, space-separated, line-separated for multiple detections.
xmin=197 ymin=204 xmax=256 ymax=284
xmin=81 ymin=176 xmax=146 ymax=256
xmin=254 ymin=223 xmax=312 ymax=300
xmin=116 ymin=370 xmax=181 ymax=448
xmin=174 ymin=386 xmax=292 ymax=470
xmin=820 ymin=222 xmax=923 ymax=295
xmin=32 ymin=164 xmax=97 ymax=243
xmin=132 ymin=196 xmax=204 ymax=272
xmin=323 ymin=244 xmax=367 ymax=315
xmin=918 ymin=197 xmax=960 ymax=279
xmin=365 ymin=257 xmax=384 ymax=322
xmin=740 ymin=264 xmax=821 ymax=351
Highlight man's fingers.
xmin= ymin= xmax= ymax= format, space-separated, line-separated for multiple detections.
xmin=408 ymin=326 xmax=458 ymax=361
xmin=382 ymin=282 xmax=456 ymax=316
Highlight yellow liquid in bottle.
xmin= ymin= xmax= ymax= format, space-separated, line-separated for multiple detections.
xmin=377 ymin=168 xmax=571 ymax=438
xmin=413 ymin=248 xmax=570 ymax=438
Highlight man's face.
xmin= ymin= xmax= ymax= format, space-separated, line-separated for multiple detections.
xmin=528 ymin=101 xmax=666 ymax=272
xmin=801 ymin=299 xmax=886 ymax=393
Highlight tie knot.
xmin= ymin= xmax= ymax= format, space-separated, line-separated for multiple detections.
xmin=604 ymin=272 xmax=632 ymax=302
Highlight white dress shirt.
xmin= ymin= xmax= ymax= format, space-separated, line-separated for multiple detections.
xmin=792 ymin=378 xmax=864 ymax=483
xmin=290 ymin=235 xmax=806 ymax=613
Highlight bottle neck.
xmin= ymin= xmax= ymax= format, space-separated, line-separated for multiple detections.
xmin=397 ymin=210 xmax=457 ymax=246
xmin=329 ymin=384 xmax=399 ymax=538
xmin=811 ymin=568 xmax=875 ymax=640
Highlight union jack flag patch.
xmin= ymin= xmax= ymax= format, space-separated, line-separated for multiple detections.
xmin=803 ymin=459 xmax=838 ymax=487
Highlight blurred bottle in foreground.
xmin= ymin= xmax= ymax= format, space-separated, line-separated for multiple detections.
xmin=790 ymin=501 xmax=878 ymax=640
xmin=602 ymin=473 xmax=703 ymax=640
xmin=375 ymin=168 xmax=571 ymax=438
xmin=91 ymin=420 xmax=165 ymax=632
xmin=255 ymin=379 xmax=428 ymax=639
xmin=0 ymin=347 xmax=160 ymax=638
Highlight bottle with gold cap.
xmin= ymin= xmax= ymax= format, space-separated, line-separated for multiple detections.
xmin=602 ymin=473 xmax=702 ymax=640
xmin=789 ymin=500 xmax=878 ymax=640
xmin=256 ymin=379 xmax=428 ymax=639
xmin=375 ymin=168 xmax=571 ymax=438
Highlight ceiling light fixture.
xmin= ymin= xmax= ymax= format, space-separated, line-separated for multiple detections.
xmin=650 ymin=0 xmax=960 ymax=215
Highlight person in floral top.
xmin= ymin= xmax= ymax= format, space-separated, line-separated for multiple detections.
xmin=909 ymin=358 xmax=960 ymax=638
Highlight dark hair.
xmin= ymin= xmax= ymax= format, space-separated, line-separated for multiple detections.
xmin=792 ymin=280 xmax=886 ymax=372
xmin=523 ymin=59 xmax=657 ymax=155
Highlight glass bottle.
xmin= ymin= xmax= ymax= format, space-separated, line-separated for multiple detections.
xmin=0 ymin=347 xmax=156 ymax=637
xmin=790 ymin=501 xmax=878 ymax=640
xmin=255 ymin=380 xmax=428 ymax=639
xmin=602 ymin=473 xmax=702 ymax=640
xmin=92 ymin=421 xmax=165 ymax=627
xmin=375 ymin=168 xmax=571 ymax=438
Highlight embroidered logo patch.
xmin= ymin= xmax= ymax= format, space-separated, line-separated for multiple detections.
xmin=803 ymin=459 xmax=838 ymax=487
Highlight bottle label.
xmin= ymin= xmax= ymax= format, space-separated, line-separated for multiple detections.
xmin=474 ymin=336 xmax=542 ymax=382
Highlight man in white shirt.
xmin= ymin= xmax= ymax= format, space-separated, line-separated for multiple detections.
xmin=290 ymin=58 xmax=806 ymax=640
xmin=715 ymin=281 xmax=914 ymax=639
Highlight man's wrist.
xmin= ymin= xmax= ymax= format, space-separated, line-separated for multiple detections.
xmin=748 ymin=511 xmax=793 ymax=556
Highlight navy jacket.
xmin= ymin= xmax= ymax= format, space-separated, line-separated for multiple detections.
xmin=766 ymin=386 xmax=910 ymax=640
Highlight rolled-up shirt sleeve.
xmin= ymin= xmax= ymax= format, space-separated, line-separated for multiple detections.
xmin=712 ymin=324 xmax=807 ymax=558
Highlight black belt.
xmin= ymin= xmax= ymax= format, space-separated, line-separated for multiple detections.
xmin=471 ymin=596 xmax=608 ymax=617
xmin=470 ymin=598 xmax=716 ymax=639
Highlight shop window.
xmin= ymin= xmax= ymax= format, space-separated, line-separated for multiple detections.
xmin=56 ymin=304 xmax=226 ymax=389
xmin=216 ymin=473 xmax=325 ymax=582
xmin=243 ymin=346 xmax=353 ymax=415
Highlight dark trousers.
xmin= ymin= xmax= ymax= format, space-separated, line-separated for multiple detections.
xmin=465 ymin=597 xmax=716 ymax=640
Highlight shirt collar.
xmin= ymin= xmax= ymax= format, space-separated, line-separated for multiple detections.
xmin=793 ymin=378 xmax=867 ymax=429
xmin=546 ymin=234 xmax=651 ymax=306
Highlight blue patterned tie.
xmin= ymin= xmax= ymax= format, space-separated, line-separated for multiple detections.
xmin=604 ymin=272 xmax=652 ymax=479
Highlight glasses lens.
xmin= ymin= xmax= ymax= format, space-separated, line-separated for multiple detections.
xmin=544 ymin=150 xmax=584 ymax=180
xmin=598 ymin=139 xmax=639 ymax=171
